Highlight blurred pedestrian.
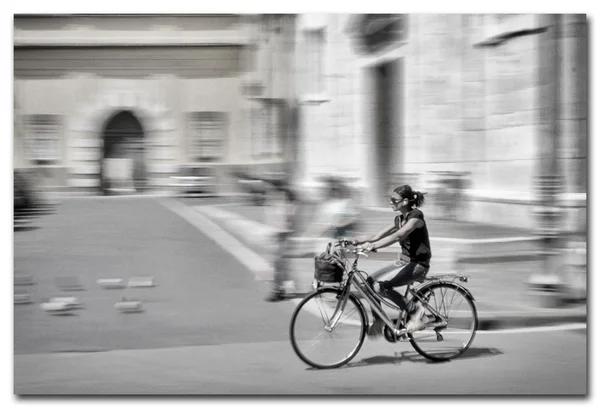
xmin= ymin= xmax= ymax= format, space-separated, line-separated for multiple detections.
xmin=261 ymin=175 xmax=300 ymax=302
xmin=233 ymin=169 xmax=267 ymax=206
xmin=303 ymin=176 xmax=360 ymax=247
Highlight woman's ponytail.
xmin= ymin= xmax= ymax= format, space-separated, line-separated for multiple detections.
xmin=394 ymin=185 xmax=426 ymax=208
xmin=413 ymin=191 xmax=426 ymax=207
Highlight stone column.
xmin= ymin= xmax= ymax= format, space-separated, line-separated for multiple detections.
xmin=529 ymin=14 xmax=563 ymax=307
xmin=559 ymin=14 xmax=587 ymax=236
xmin=558 ymin=14 xmax=587 ymax=301
xmin=559 ymin=14 xmax=587 ymax=195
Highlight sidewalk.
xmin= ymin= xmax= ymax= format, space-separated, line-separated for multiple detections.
xmin=221 ymin=203 xmax=547 ymax=262
xmin=190 ymin=202 xmax=586 ymax=331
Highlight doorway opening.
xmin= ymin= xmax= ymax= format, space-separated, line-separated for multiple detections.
xmin=100 ymin=110 xmax=146 ymax=195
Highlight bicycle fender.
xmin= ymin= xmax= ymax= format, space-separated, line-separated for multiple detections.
xmin=414 ymin=281 xmax=476 ymax=302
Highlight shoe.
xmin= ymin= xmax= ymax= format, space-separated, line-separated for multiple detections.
xmin=367 ymin=316 xmax=385 ymax=338
xmin=406 ymin=303 xmax=430 ymax=333
xmin=265 ymin=290 xmax=286 ymax=302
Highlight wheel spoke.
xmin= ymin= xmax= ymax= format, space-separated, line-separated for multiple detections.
xmin=315 ymin=295 xmax=331 ymax=327
xmin=332 ymin=306 xmax=360 ymax=328
xmin=304 ymin=331 xmax=331 ymax=352
xmin=290 ymin=289 xmax=366 ymax=369
xmin=440 ymin=286 xmax=450 ymax=318
xmin=409 ymin=284 xmax=477 ymax=362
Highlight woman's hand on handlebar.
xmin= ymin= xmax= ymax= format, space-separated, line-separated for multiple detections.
xmin=352 ymin=242 xmax=377 ymax=253
xmin=337 ymin=238 xmax=377 ymax=253
xmin=362 ymin=242 xmax=375 ymax=252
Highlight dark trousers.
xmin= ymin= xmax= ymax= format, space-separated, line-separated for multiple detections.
xmin=368 ymin=259 xmax=429 ymax=315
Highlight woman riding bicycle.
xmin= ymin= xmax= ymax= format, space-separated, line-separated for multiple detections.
xmin=351 ymin=184 xmax=432 ymax=336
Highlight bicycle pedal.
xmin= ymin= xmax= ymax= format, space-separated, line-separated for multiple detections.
xmin=394 ymin=328 xmax=408 ymax=337
xmin=430 ymin=320 xmax=447 ymax=329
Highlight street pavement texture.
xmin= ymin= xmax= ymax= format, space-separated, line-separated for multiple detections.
xmin=14 ymin=197 xmax=297 ymax=354
xmin=15 ymin=328 xmax=586 ymax=394
xmin=13 ymin=196 xmax=587 ymax=395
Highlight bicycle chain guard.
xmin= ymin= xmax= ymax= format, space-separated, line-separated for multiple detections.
xmin=383 ymin=325 xmax=398 ymax=343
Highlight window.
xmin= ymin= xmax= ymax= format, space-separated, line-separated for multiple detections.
xmin=305 ymin=29 xmax=326 ymax=95
xmin=187 ymin=112 xmax=227 ymax=162
xmin=26 ymin=114 xmax=61 ymax=162
xmin=358 ymin=14 xmax=407 ymax=54
xmin=249 ymin=105 xmax=284 ymax=159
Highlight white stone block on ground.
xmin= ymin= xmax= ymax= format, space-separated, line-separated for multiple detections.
xmin=40 ymin=301 xmax=77 ymax=315
xmin=127 ymin=277 xmax=156 ymax=288
xmin=49 ymin=297 xmax=83 ymax=309
xmin=98 ymin=278 xmax=126 ymax=289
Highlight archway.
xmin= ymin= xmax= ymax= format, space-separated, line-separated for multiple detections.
xmin=100 ymin=110 xmax=146 ymax=194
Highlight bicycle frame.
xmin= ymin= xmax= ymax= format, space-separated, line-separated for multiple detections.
xmin=323 ymin=249 xmax=461 ymax=336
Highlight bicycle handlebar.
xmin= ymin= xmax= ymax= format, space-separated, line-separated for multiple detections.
xmin=334 ymin=238 xmax=377 ymax=255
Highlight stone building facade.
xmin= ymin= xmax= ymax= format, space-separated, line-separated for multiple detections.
xmin=292 ymin=14 xmax=587 ymax=231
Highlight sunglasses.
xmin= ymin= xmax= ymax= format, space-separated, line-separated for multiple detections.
xmin=390 ymin=197 xmax=403 ymax=205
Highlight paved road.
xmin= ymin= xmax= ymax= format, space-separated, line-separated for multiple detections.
xmin=14 ymin=197 xmax=295 ymax=354
xmin=14 ymin=326 xmax=587 ymax=394
xmin=13 ymin=196 xmax=588 ymax=396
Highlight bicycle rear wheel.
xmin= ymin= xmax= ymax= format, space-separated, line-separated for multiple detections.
xmin=289 ymin=288 xmax=367 ymax=369
xmin=409 ymin=283 xmax=478 ymax=361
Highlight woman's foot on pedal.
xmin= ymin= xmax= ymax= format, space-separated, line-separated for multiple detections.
xmin=406 ymin=303 xmax=429 ymax=333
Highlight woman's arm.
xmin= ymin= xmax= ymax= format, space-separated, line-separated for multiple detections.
xmin=353 ymin=223 xmax=397 ymax=245
xmin=367 ymin=218 xmax=424 ymax=250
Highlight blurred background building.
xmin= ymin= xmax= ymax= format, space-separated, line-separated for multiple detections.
xmin=13 ymin=14 xmax=290 ymax=197
xmin=14 ymin=13 xmax=587 ymax=234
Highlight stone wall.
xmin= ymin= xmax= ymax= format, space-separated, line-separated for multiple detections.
xmin=279 ymin=14 xmax=588 ymax=229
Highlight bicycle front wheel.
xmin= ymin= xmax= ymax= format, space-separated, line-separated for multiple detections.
xmin=409 ymin=283 xmax=478 ymax=362
xmin=289 ymin=288 xmax=367 ymax=369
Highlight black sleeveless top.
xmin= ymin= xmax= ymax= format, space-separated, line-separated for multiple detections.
xmin=394 ymin=209 xmax=432 ymax=266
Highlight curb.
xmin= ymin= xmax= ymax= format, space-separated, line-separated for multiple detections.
xmin=477 ymin=309 xmax=587 ymax=331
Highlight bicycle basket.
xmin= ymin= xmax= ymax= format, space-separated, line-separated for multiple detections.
xmin=314 ymin=250 xmax=345 ymax=283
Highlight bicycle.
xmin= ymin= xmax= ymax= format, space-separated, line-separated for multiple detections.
xmin=289 ymin=239 xmax=478 ymax=369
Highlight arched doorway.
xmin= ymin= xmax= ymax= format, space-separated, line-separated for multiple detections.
xmin=100 ymin=110 xmax=146 ymax=194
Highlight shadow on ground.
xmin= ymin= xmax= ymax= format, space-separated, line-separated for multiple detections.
xmin=313 ymin=347 xmax=505 ymax=370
